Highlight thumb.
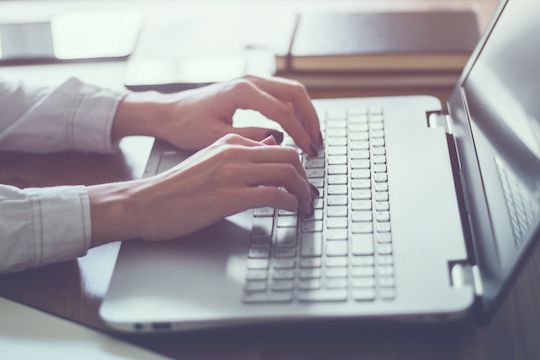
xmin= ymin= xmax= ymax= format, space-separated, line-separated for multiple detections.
xmin=221 ymin=125 xmax=284 ymax=145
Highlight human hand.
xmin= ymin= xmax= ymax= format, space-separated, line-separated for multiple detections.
xmin=88 ymin=134 xmax=318 ymax=245
xmin=113 ymin=75 xmax=323 ymax=156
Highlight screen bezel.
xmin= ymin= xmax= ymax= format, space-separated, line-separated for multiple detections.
xmin=446 ymin=0 xmax=540 ymax=323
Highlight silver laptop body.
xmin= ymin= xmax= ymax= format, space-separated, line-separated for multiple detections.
xmin=100 ymin=0 xmax=540 ymax=331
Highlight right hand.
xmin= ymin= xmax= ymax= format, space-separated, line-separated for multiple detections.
xmin=89 ymin=134 xmax=317 ymax=245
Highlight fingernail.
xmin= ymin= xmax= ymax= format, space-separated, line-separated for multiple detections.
xmin=318 ymin=131 xmax=324 ymax=146
xmin=309 ymin=183 xmax=320 ymax=197
xmin=266 ymin=130 xmax=284 ymax=144
xmin=309 ymin=144 xmax=318 ymax=157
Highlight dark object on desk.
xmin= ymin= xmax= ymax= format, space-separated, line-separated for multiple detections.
xmin=0 ymin=12 xmax=142 ymax=65
xmin=276 ymin=11 xmax=480 ymax=73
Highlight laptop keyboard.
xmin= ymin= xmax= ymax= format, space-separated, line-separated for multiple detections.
xmin=243 ymin=106 xmax=396 ymax=304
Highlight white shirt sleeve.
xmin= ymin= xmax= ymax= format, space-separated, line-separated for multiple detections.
xmin=0 ymin=76 xmax=127 ymax=273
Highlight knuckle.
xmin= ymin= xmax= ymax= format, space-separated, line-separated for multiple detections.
xmin=230 ymin=79 xmax=255 ymax=95
xmin=281 ymin=163 xmax=298 ymax=178
xmin=221 ymin=133 xmax=243 ymax=144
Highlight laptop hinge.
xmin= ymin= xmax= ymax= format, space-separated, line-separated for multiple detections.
xmin=450 ymin=263 xmax=484 ymax=297
xmin=427 ymin=111 xmax=453 ymax=135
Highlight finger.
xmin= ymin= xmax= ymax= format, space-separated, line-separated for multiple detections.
xmin=261 ymin=135 xmax=278 ymax=145
xmin=215 ymin=123 xmax=284 ymax=144
xmin=239 ymin=186 xmax=298 ymax=213
xmin=245 ymin=145 xmax=308 ymax=181
xmin=244 ymin=75 xmax=322 ymax=146
xmin=228 ymin=80 xmax=316 ymax=156
xmin=237 ymin=163 xmax=312 ymax=212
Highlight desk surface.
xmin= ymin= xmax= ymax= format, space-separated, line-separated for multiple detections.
xmin=2 ymin=1 xmax=540 ymax=359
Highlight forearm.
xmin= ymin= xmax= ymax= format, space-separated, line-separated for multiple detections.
xmin=87 ymin=181 xmax=141 ymax=247
xmin=112 ymin=92 xmax=177 ymax=141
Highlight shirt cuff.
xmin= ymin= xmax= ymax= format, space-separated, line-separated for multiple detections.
xmin=65 ymin=78 xmax=129 ymax=154
xmin=25 ymin=186 xmax=92 ymax=268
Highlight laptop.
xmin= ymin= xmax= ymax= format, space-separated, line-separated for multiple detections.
xmin=100 ymin=0 xmax=540 ymax=331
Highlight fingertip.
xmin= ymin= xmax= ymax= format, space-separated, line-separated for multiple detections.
xmin=262 ymin=135 xmax=277 ymax=145
xmin=266 ymin=130 xmax=284 ymax=144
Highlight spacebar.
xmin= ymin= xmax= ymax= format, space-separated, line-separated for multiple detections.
xmin=297 ymin=290 xmax=347 ymax=302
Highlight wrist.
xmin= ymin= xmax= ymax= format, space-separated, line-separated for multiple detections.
xmin=112 ymin=92 xmax=175 ymax=140
xmin=88 ymin=181 xmax=142 ymax=247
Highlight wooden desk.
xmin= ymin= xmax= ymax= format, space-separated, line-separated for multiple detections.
xmin=3 ymin=1 xmax=540 ymax=359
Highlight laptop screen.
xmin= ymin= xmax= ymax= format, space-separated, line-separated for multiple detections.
xmin=449 ymin=0 xmax=540 ymax=316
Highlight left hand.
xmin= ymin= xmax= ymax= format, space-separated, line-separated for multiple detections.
xmin=112 ymin=75 xmax=323 ymax=156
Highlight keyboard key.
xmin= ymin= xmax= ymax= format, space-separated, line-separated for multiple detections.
xmin=327 ymin=137 xmax=347 ymax=146
xmin=277 ymin=216 xmax=298 ymax=227
xmin=378 ymin=276 xmax=395 ymax=287
xmin=273 ymin=248 xmax=297 ymax=258
xmin=351 ymin=277 xmax=375 ymax=288
xmin=325 ymin=257 xmax=348 ymax=267
xmin=369 ymin=107 xmax=383 ymax=115
xmin=245 ymin=281 xmax=267 ymax=292
xmin=247 ymin=270 xmax=268 ymax=280
xmin=351 ymin=256 xmax=375 ymax=267
xmin=247 ymin=259 xmax=270 ymax=270
xmin=374 ymin=182 xmax=388 ymax=192
xmin=307 ymin=169 xmax=325 ymax=178
xmin=377 ymin=244 xmax=393 ymax=255
xmin=248 ymin=248 xmax=270 ymax=258
xmin=350 ymin=132 xmax=369 ymax=141
xmin=244 ymin=292 xmax=292 ymax=303
xmin=351 ymin=222 xmax=373 ymax=234
xmin=299 ymin=268 xmax=322 ymax=279
xmin=375 ymin=192 xmax=389 ymax=201
xmin=376 ymin=201 xmax=390 ymax=211
xmin=326 ymin=278 xmax=348 ymax=289
xmin=326 ymin=267 xmax=348 ymax=278
xmin=351 ymin=169 xmax=370 ymax=179
xmin=350 ymin=141 xmax=369 ymax=150
xmin=302 ymin=220 xmax=323 ymax=232
xmin=351 ymin=234 xmax=374 ymax=255
xmin=373 ymin=164 xmax=387 ymax=173
xmin=252 ymin=217 xmax=274 ymax=238
xmin=327 ymin=195 xmax=348 ymax=206
xmin=376 ymin=222 xmax=392 ymax=233
xmin=350 ymin=160 xmax=370 ymax=169
xmin=328 ymin=165 xmax=347 ymax=175
xmin=304 ymin=209 xmax=323 ymax=221
xmin=379 ymin=288 xmax=396 ymax=300
xmin=326 ymin=217 xmax=348 ymax=228
xmin=351 ymin=190 xmax=371 ymax=200
xmin=372 ymin=138 xmax=385 ymax=147
xmin=352 ymin=211 xmax=372 ymax=222
xmin=327 ymin=109 xmax=347 ymax=120
xmin=328 ymin=175 xmax=347 ymax=184
xmin=376 ymin=211 xmax=390 ymax=222
xmin=326 ymin=241 xmax=348 ymax=256
xmin=348 ymin=107 xmax=368 ymax=116
xmin=275 ymin=227 xmax=297 ymax=247
xmin=378 ymin=266 xmax=394 ymax=277
xmin=351 ymin=179 xmax=371 ymax=189
xmin=300 ymin=233 xmax=323 ymax=257
xmin=310 ymin=178 xmax=324 ymax=188
xmin=352 ymin=200 xmax=372 ymax=211
xmin=313 ymin=198 xmax=324 ymax=209
xmin=372 ymin=147 xmax=386 ymax=155
xmin=327 ymin=206 xmax=348 ymax=217
xmin=375 ymin=233 xmax=392 ymax=243
xmin=297 ymin=290 xmax=347 ymax=302
xmin=328 ymin=185 xmax=348 ymax=195
xmin=374 ymin=173 xmax=388 ymax=182
xmin=298 ymin=279 xmax=321 ymax=290
xmin=278 ymin=209 xmax=297 ymax=216
xmin=370 ymin=122 xmax=384 ymax=130
xmin=326 ymin=121 xmax=347 ymax=129
xmin=349 ymin=123 xmax=369 ymax=132
xmin=353 ymin=289 xmax=376 ymax=301
xmin=254 ymin=207 xmax=274 ymax=217
xmin=328 ymin=146 xmax=347 ymax=155
xmin=305 ymin=159 xmax=325 ymax=169
xmin=378 ymin=255 xmax=393 ymax=265
xmin=373 ymin=155 xmax=387 ymax=164
xmin=326 ymin=128 xmax=347 ymax=137
xmin=370 ymin=130 xmax=385 ymax=138
xmin=273 ymin=269 xmax=295 ymax=280
xmin=350 ymin=150 xmax=370 ymax=159
xmin=328 ymin=155 xmax=347 ymax=165
xmin=300 ymin=258 xmax=322 ymax=268
xmin=349 ymin=115 xmax=368 ymax=124
xmin=351 ymin=267 xmax=375 ymax=277
xmin=273 ymin=259 xmax=296 ymax=269
xmin=272 ymin=280 xmax=294 ymax=291
xmin=326 ymin=229 xmax=348 ymax=240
